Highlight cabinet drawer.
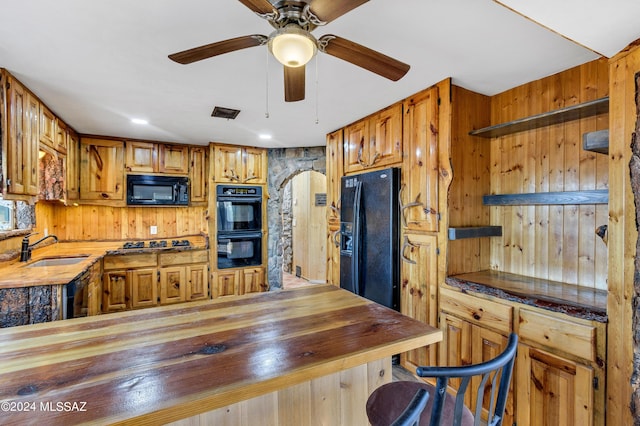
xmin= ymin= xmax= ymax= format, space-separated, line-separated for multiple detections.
xmin=103 ymin=253 xmax=157 ymax=270
xmin=440 ymin=287 xmax=512 ymax=334
xmin=158 ymin=250 xmax=208 ymax=266
xmin=518 ymin=309 xmax=596 ymax=362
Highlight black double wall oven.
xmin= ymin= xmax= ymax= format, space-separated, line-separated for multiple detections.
xmin=216 ymin=185 xmax=263 ymax=269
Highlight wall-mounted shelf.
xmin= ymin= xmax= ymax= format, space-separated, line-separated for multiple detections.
xmin=469 ymin=97 xmax=609 ymax=138
xmin=448 ymin=226 xmax=503 ymax=240
xmin=583 ymin=129 xmax=609 ymax=154
xmin=483 ymin=190 xmax=609 ymax=206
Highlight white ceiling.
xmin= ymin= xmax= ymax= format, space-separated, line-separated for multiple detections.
xmin=0 ymin=1 xmax=638 ymax=148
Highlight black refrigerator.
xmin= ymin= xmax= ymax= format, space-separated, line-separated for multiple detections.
xmin=340 ymin=167 xmax=400 ymax=311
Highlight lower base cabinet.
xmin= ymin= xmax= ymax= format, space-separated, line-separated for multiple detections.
xmin=212 ymin=267 xmax=268 ymax=298
xmin=438 ymin=286 xmax=605 ymax=426
xmin=102 ymin=250 xmax=209 ymax=313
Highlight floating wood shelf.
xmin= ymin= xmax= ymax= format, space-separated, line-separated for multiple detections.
xmin=448 ymin=226 xmax=503 ymax=240
xmin=469 ymin=97 xmax=609 ymax=138
xmin=583 ymin=129 xmax=609 ymax=154
xmin=483 ymin=190 xmax=609 ymax=206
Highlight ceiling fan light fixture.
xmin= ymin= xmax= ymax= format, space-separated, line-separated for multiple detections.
xmin=268 ymin=25 xmax=317 ymax=68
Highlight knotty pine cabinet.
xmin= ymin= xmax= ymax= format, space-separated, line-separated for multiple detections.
xmin=79 ymin=137 xmax=125 ymax=201
xmin=212 ymin=266 xmax=267 ymax=298
xmin=439 ymin=286 xmax=605 ymax=426
xmin=213 ymin=144 xmax=267 ymax=184
xmin=343 ymin=102 xmax=403 ymax=174
xmin=401 ymin=87 xmax=440 ymax=233
xmin=4 ymin=73 xmax=39 ymax=197
xmin=39 ymin=104 xmax=56 ymax=149
xmin=325 ymin=129 xmax=343 ymax=286
xmin=124 ymin=141 xmax=189 ymax=175
xmin=102 ymin=250 xmax=209 ymax=313
xmin=66 ymin=129 xmax=80 ymax=201
xmin=400 ymin=233 xmax=439 ymax=370
xmin=189 ymin=146 xmax=208 ymax=203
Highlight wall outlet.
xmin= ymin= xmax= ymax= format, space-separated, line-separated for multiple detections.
xmin=150 ymin=225 xmax=158 ymax=235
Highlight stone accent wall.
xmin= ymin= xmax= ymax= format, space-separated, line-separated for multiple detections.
xmin=631 ymin=72 xmax=640 ymax=420
xmin=267 ymin=147 xmax=326 ymax=289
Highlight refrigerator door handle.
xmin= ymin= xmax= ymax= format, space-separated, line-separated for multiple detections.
xmin=351 ymin=181 xmax=363 ymax=295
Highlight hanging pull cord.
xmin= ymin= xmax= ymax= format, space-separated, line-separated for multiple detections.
xmin=315 ymin=54 xmax=319 ymax=124
xmin=265 ymin=48 xmax=270 ymax=119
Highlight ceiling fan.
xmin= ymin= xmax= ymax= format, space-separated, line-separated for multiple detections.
xmin=168 ymin=0 xmax=410 ymax=102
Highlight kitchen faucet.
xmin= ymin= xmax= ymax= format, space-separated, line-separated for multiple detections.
xmin=20 ymin=233 xmax=59 ymax=262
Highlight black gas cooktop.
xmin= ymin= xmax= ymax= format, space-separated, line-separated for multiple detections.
xmin=122 ymin=240 xmax=191 ymax=249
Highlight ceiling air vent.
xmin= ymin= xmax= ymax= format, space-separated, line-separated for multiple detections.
xmin=211 ymin=106 xmax=240 ymax=120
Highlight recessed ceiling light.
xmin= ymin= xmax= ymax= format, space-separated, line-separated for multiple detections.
xmin=131 ymin=118 xmax=148 ymax=125
xmin=259 ymin=134 xmax=272 ymax=140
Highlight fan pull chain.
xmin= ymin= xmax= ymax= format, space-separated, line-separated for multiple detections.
xmin=314 ymin=54 xmax=319 ymax=124
xmin=265 ymin=48 xmax=270 ymax=119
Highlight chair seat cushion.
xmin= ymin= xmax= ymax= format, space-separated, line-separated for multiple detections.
xmin=366 ymin=381 xmax=474 ymax=426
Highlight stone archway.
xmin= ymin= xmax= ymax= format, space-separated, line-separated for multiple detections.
xmin=266 ymin=147 xmax=326 ymax=289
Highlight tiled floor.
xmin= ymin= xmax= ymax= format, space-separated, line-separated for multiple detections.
xmin=281 ymin=273 xmax=420 ymax=383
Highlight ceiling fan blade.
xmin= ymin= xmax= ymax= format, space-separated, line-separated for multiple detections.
xmin=168 ymin=35 xmax=267 ymax=64
xmin=284 ymin=66 xmax=305 ymax=102
xmin=309 ymin=0 xmax=369 ymax=23
xmin=237 ymin=0 xmax=275 ymax=15
xmin=318 ymin=35 xmax=410 ymax=81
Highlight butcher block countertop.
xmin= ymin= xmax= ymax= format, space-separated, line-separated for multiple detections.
xmin=0 ymin=284 xmax=441 ymax=425
xmin=0 ymin=236 xmax=208 ymax=289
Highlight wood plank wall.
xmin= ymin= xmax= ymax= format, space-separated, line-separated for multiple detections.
xmin=606 ymin=42 xmax=640 ymax=426
xmin=34 ymin=203 xmax=208 ymax=241
xmin=488 ymin=59 xmax=609 ymax=290
xmin=447 ymin=86 xmax=491 ymax=275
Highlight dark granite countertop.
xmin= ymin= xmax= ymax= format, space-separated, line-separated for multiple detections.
xmin=445 ymin=270 xmax=607 ymax=323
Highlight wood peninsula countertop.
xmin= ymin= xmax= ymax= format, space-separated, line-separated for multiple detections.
xmin=0 ymin=236 xmax=208 ymax=289
xmin=0 ymin=284 xmax=441 ymax=425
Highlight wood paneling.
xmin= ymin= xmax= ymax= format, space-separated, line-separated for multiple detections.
xmin=606 ymin=42 xmax=640 ymax=426
xmin=488 ymin=59 xmax=609 ymax=290
xmin=34 ymin=203 xmax=208 ymax=240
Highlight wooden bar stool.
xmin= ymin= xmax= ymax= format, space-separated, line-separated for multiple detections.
xmin=367 ymin=333 xmax=518 ymax=426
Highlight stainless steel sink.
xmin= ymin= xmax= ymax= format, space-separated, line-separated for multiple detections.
xmin=25 ymin=255 xmax=89 ymax=268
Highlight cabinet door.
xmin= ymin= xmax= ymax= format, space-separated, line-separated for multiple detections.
xmin=130 ymin=268 xmax=158 ymax=309
xmin=24 ymin=93 xmax=40 ymax=196
xmin=212 ymin=270 xmax=239 ymax=298
xmin=79 ymin=138 xmax=125 ymax=201
xmin=326 ymin=223 xmax=340 ymax=286
xmin=400 ymin=233 xmax=438 ymax=369
xmin=159 ymin=144 xmax=189 ymax=174
xmin=125 ymin=141 xmax=157 ymax=173
xmin=189 ymin=146 xmax=208 ymax=203
xmin=159 ymin=266 xmax=186 ymax=304
xmin=471 ymin=326 xmax=513 ymax=426
xmin=186 ymin=264 xmax=209 ymax=301
xmin=102 ymin=270 xmax=130 ymax=312
xmin=370 ymin=103 xmax=403 ymax=169
xmin=66 ymin=130 xmax=80 ymax=201
xmin=516 ymin=344 xmax=594 ymax=426
xmin=39 ymin=104 xmax=56 ymax=148
xmin=326 ymin=129 xmax=343 ymax=225
xmin=242 ymin=147 xmax=267 ymax=184
xmin=213 ymin=145 xmax=242 ymax=183
xmin=402 ymin=87 xmax=439 ymax=232
xmin=343 ymin=119 xmax=369 ymax=174
xmin=440 ymin=313 xmax=473 ymax=392
xmin=241 ymin=267 xmax=267 ymax=294
xmin=5 ymin=77 xmax=28 ymax=195
xmin=54 ymin=119 xmax=68 ymax=154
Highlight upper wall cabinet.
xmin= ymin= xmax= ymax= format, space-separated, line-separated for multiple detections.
xmin=66 ymin=129 xmax=80 ymax=202
xmin=3 ymin=73 xmax=39 ymax=197
xmin=39 ymin=104 xmax=56 ymax=149
xmin=401 ymin=87 xmax=440 ymax=232
xmin=125 ymin=141 xmax=189 ymax=175
xmin=343 ymin=102 xmax=403 ymax=174
xmin=159 ymin=144 xmax=189 ymax=174
xmin=79 ymin=137 xmax=124 ymax=201
xmin=213 ymin=144 xmax=267 ymax=184
xmin=189 ymin=146 xmax=208 ymax=203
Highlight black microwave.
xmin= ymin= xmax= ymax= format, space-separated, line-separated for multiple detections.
xmin=126 ymin=175 xmax=189 ymax=206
